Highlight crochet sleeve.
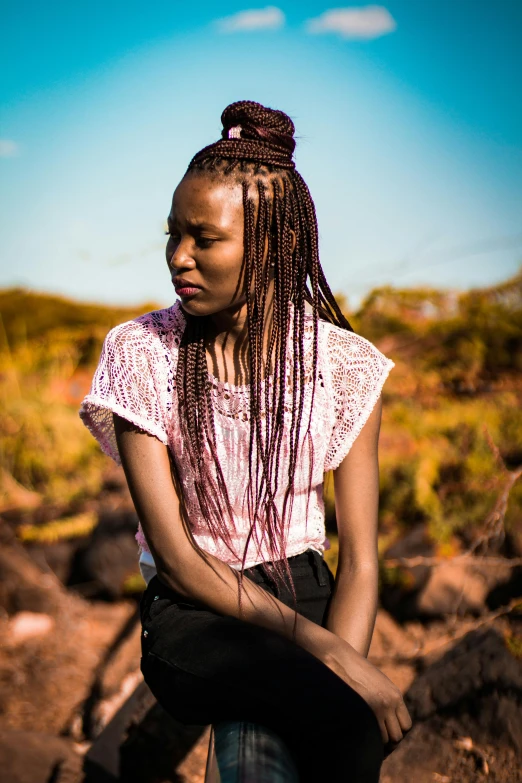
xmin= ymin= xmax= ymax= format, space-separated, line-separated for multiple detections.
xmin=324 ymin=327 xmax=395 ymax=472
xmin=79 ymin=320 xmax=168 ymax=465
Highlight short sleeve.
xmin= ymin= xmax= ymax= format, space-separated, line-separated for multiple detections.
xmin=79 ymin=320 xmax=169 ymax=464
xmin=323 ymin=326 xmax=395 ymax=472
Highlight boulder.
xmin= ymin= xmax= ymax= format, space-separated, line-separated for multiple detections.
xmin=381 ymin=524 xmax=435 ymax=621
xmin=7 ymin=612 xmax=55 ymax=645
xmin=0 ymin=730 xmax=83 ymax=783
xmin=404 ymin=626 xmax=522 ymax=754
xmin=382 ymin=626 xmax=522 ymax=782
xmin=68 ymin=511 xmax=141 ymax=600
xmin=416 ymin=557 xmax=513 ymax=617
xmin=382 ymin=523 xmax=518 ymax=620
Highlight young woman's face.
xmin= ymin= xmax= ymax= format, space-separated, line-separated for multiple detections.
xmin=166 ymin=173 xmax=253 ymax=318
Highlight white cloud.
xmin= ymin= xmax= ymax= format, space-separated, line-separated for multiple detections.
xmin=0 ymin=139 xmax=20 ymax=158
xmin=306 ymin=5 xmax=397 ymax=40
xmin=216 ymin=6 xmax=285 ymax=33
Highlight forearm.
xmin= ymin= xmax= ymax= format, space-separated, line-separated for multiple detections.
xmin=325 ymin=563 xmax=379 ymax=657
xmin=112 ymin=415 xmax=364 ymax=673
xmin=328 ymin=399 xmax=382 ymax=657
xmin=157 ymin=536 xmax=355 ymax=666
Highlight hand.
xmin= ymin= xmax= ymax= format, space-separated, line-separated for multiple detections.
xmin=321 ymin=638 xmax=413 ymax=748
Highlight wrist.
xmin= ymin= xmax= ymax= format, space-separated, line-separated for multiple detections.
xmin=298 ymin=620 xmax=354 ymax=666
xmin=324 ymin=619 xmax=370 ymax=658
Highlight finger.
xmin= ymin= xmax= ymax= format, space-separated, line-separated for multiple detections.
xmin=378 ymin=718 xmax=389 ymax=746
xmin=397 ymin=701 xmax=413 ymax=733
xmin=384 ymin=713 xmax=403 ymax=745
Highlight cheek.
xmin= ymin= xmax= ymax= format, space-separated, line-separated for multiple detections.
xmin=207 ymin=243 xmax=245 ymax=284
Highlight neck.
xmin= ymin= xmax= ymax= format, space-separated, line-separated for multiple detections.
xmin=209 ymin=300 xmax=250 ymax=344
xmin=208 ymin=277 xmax=276 ymax=347
xmin=205 ymin=289 xmax=278 ymax=385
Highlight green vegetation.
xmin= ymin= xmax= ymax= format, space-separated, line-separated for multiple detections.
xmin=326 ymin=267 xmax=522 ymax=549
xmin=0 ymin=289 xmax=155 ymax=510
xmin=17 ymin=511 xmax=98 ymax=543
xmin=1 ymin=269 xmax=521 ymax=557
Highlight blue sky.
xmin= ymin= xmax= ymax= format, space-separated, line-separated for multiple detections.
xmin=1 ymin=1 xmax=521 ymax=309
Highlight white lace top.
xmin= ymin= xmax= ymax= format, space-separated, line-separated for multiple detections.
xmin=79 ymin=300 xmax=395 ymax=583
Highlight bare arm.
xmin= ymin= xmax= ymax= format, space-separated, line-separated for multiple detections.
xmin=113 ymin=413 xmax=358 ymax=665
xmin=325 ymin=395 xmax=382 ymax=657
xmin=114 ymin=410 xmax=411 ymax=745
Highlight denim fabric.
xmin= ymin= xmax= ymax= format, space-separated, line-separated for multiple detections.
xmin=139 ymin=549 xmax=384 ymax=783
xmin=213 ymin=721 xmax=300 ymax=782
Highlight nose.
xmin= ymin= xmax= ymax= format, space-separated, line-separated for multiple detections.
xmin=167 ymin=237 xmax=196 ymax=272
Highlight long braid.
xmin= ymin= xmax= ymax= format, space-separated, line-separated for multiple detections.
xmin=174 ymin=101 xmax=354 ymax=614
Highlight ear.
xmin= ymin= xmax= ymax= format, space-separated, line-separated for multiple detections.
xmin=268 ymin=229 xmax=297 ymax=258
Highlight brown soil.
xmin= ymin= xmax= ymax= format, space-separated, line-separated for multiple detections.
xmin=1 ymin=505 xmax=521 ymax=782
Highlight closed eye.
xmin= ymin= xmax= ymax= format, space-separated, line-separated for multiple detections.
xmin=164 ymin=230 xmax=217 ymax=249
xmin=196 ymin=236 xmax=217 ymax=249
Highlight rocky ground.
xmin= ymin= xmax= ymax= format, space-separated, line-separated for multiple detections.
xmin=1 ymin=470 xmax=521 ymax=782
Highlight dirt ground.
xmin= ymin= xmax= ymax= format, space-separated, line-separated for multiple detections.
xmin=1 ymin=498 xmax=521 ymax=782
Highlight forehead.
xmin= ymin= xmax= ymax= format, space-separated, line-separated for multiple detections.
xmin=170 ymin=175 xmax=243 ymax=227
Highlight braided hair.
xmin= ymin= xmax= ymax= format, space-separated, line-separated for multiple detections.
xmin=174 ymin=100 xmax=354 ymax=612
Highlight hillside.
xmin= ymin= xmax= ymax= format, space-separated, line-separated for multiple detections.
xmin=1 ymin=274 xmax=522 ymax=782
xmin=1 ymin=271 xmax=521 ymax=543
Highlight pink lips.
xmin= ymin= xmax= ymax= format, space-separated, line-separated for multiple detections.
xmin=173 ymin=279 xmax=202 ymax=297
xmin=176 ymin=286 xmax=201 ymax=297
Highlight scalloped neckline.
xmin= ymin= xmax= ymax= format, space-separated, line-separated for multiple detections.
xmin=172 ymin=299 xmax=306 ymax=393
xmin=208 ymin=369 xmax=273 ymax=392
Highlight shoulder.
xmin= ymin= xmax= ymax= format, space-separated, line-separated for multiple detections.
xmin=104 ymin=301 xmax=183 ymax=351
xmin=317 ymin=319 xmax=395 ymax=405
xmin=301 ymin=313 xmax=393 ymax=371
xmin=319 ymin=318 xmax=393 ymax=366
xmin=134 ymin=300 xmax=184 ymax=335
xmin=317 ymin=317 xmax=366 ymax=349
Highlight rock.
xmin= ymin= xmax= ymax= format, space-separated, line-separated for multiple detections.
xmin=382 ymin=523 xmax=518 ymax=620
xmin=381 ymin=524 xmax=435 ymax=621
xmin=416 ymin=557 xmax=513 ymax=617
xmin=27 ymin=539 xmax=89 ymax=586
xmin=369 ymin=609 xmax=415 ymax=660
xmin=177 ymin=728 xmax=212 ymax=783
xmin=8 ymin=612 xmax=55 ymax=645
xmin=84 ymin=680 xmax=207 ymax=783
xmin=405 ymin=627 xmax=522 ymax=754
xmin=96 ymin=622 xmax=142 ymax=707
xmin=486 ymin=563 xmax=522 ymax=610
xmin=505 ymin=523 xmax=522 ymax=558
xmin=0 ymin=594 xmax=136 ymax=736
xmin=381 ymin=626 xmax=522 ymax=782
xmin=69 ymin=511 xmax=141 ymax=600
xmin=0 ymin=535 xmax=66 ymax=617
xmin=381 ymin=718 xmax=519 ymax=783
xmin=0 ymin=730 xmax=83 ymax=783
xmin=82 ymin=613 xmax=143 ymax=739
xmin=369 ymin=610 xmax=417 ymax=693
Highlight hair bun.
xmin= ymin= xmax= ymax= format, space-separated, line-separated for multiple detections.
xmin=221 ymin=100 xmax=296 ymax=154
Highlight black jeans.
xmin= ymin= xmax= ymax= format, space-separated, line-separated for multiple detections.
xmin=139 ymin=549 xmax=384 ymax=782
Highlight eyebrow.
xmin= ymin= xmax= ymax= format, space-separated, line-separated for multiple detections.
xmin=168 ymin=216 xmax=223 ymax=232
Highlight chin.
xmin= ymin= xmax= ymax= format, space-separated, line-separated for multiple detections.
xmin=178 ymin=298 xmax=206 ymax=317
xmin=178 ymin=295 xmax=218 ymax=318
xmin=179 ymin=295 xmax=243 ymax=318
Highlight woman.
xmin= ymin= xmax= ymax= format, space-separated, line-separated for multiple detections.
xmin=80 ymin=100 xmax=412 ymax=782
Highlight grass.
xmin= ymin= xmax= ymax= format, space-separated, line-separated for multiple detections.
xmin=1 ymin=269 xmax=521 ymax=562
